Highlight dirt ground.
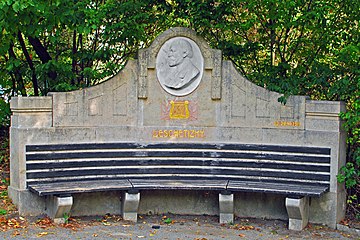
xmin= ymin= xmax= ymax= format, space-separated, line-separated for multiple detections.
xmin=0 ymin=214 xmax=359 ymax=240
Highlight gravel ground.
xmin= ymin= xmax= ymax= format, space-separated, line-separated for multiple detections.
xmin=0 ymin=214 xmax=359 ymax=240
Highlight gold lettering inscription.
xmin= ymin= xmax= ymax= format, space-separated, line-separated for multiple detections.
xmin=274 ymin=121 xmax=301 ymax=127
xmin=152 ymin=129 xmax=205 ymax=139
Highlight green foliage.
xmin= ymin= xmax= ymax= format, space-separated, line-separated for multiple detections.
xmin=0 ymin=209 xmax=7 ymax=215
xmin=338 ymin=162 xmax=359 ymax=188
xmin=338 ymin=98 xmax=360 ymax=207
xmin=0 ymin=190 xmax=7 ymax=198
xmin=63 ymin=212 xmax=70 ymax=224
xmin=0 ymin=99 xmax=10 ymax=127
xmin=341 ymin=100 xmax=360 ymax=147
xmin=0 ymin=0 xmax=170 ymax=98
xmin=162 ymin=217 xmax=172 ymax=224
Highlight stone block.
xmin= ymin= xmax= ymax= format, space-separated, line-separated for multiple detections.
xmin=8 ymin=187 xmax=46 ymax=216
xmin=10 ymin=96 xmax=53 ymax=128
xmin=46 ymin=196 xmax=73 ymax=224
xmin=122 ymin=192 xmax=140 ymax=222
xmin=219 ymin=193 xmax=234 ymax=224
xmin=286 ymin=197 xmax=309 ymax=231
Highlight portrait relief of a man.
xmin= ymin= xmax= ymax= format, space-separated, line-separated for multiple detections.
xmin=156 ymin=37 xmax=204 ymax=96
xmin=165 ymin=39 xmax=200 ymax=89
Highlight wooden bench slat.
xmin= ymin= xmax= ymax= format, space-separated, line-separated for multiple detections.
xmin=227 ymin=181 xmax=329 ymax=197
xmin=27 ymin=167 xmax=330 ymax=182
xmin=26 ymin=159 xmax=330 ymax=172
xmin=26 ymin=142 xmax=331 ymax=155
xmin=26 ymin=151 xmax=330 ymax=163
xmin=28 ymin=179 xmax=132 ymax=196
xmin=129 ymin=179 xmax=228 ymax=191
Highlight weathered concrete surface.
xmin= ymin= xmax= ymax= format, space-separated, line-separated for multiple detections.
xmin=9 ymin=27 xmax=346 ymax=229
xmin=0 ymin=214 xmax=358 ymax=240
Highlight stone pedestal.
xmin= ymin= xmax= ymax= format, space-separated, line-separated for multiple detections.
xmin=122 ymin=192 xmax=140 ymax=222
xmin=219 ymin=192 xmax=234 ymax=224
xmin=286 ymin=197 xmax=309 ymax=231
xmin=46 ymin=196 xmax=73 ymax=224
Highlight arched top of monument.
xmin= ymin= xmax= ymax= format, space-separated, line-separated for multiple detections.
xmin=140 ymin=27 xmax=217 ymax=69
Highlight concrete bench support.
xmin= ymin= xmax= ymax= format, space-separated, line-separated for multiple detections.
xmin=46 ymin=196 xmax=73 ymax=224
xmin=219 ymin=192 xmax=234 ymax=224
xmin=122 ymin=192 xmax=140 ymax=222
xmin=285 ymin=197 xmax=309 ymax=231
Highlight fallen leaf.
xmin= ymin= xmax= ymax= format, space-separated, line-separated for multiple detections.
xmin=238 ymin=225 xmax=254 ymax=230
xmin=341 ymin=233 xmax=351 ymax=238
xmin=35 ymin=217 xmax=54 ymax=229
xmin=37 ymin=232 xmax=49 ymax=237
xmin=239 ymin=234 xmax=246 ymax=237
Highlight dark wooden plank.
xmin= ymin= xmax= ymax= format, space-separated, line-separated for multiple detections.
xmin=129 ymin=179 xmax=228 ymax=191
xmin=227 ymin=180 xmax=329 ymax=197
xmin=27 ymin=175 xmax=331 ymax=188
xmin=26 ymin=159 xmax=331 ymax=172
xmin=27 ymin=167 xmax=330 ymax=182
xmin=26 ymin=151 xmax=331 ymax=164
xmin=26 ymin=143 xmax=141 ymax=152
xmin=26 ymin=142 xmax=331 ymax=155
xmin=28 ymin=179 xmax=132 ymax=196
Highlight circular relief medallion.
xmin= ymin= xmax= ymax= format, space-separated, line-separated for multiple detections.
xmin=156 ymin=37 xmax=204 ymax=96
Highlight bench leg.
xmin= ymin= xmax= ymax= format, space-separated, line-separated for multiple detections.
xmin=285 ymin=196 xmax=309 ymax=231
xmin=46 ymin=196 xmax=73 ymax=224
xmin=219 ymin=192 xmax=234 ymax=224
xmin=122 ymin=191 xmax=140 ymax=222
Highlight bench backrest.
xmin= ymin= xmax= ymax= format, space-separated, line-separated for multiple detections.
xmin=26 ymin=142 xmax=331 ymax=193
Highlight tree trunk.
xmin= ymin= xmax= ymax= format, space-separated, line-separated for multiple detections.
xmin=78 ymin=33 xmax=84 ymax=85
xmin=18 ymin=31 xmax=39 ymax=96
xmin=27 ymin=36 xmax=57 ymax=81
xmin=8 ymin=44 xmax=26 ymax=96
xmin=71 ymin=30 xmax=77 ymax=86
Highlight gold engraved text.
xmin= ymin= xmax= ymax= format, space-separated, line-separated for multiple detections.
xmin=152 ymin=129 xmax=205 ymax=139
xmin=274 ymin=121 xmax=301 ymax=127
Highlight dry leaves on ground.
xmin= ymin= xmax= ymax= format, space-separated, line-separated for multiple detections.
xmin=35 ymin=216 xmax=55 ymax=229
xmin=61 ymin=217 xmax=84 ymax=231
xmin=0 ymin=216 xmax=27 ymax=231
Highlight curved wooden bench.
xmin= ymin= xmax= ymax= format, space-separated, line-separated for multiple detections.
xmin=26 ymin=142 xmax=331 ymax=229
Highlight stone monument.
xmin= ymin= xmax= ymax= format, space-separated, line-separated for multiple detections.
xmin=9 ymin=27 xmax=346 ymax=229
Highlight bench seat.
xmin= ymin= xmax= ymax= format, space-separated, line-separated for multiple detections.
xmin=29 ymin=178 xmax=328 ymax=198
xmin=25 ymin=142 xmax=331 ymax=230
xmin=28 ymin=179 xmax=133 ymax=196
